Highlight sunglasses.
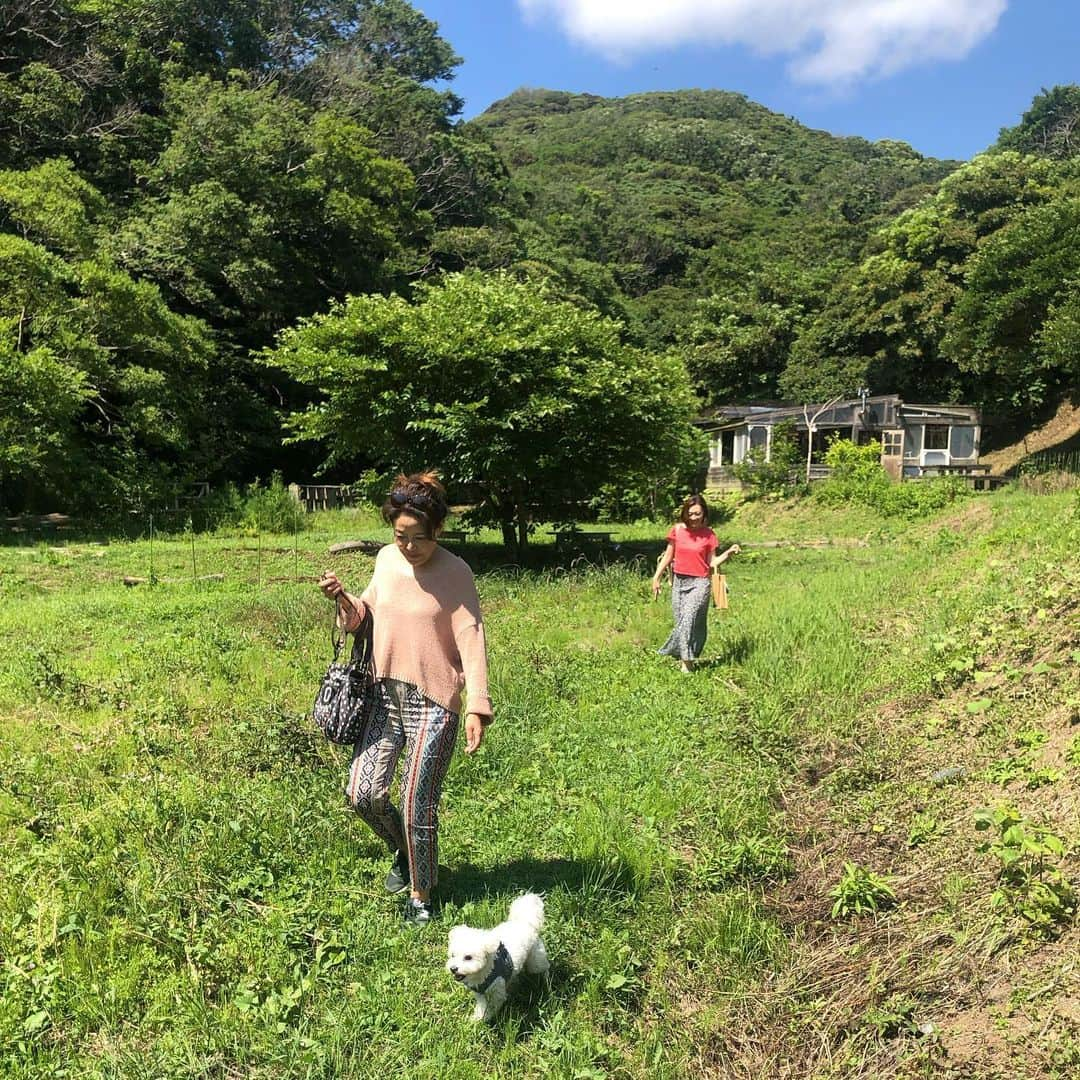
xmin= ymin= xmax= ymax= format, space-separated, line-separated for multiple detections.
xmin=390 ymin=489 xmax=437 ymax=513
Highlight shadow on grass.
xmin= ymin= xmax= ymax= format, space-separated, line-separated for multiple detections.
xmin=696 ymin=631 xmax=756 ymax=668
xmin=501 ymin=957 xmax=577 ymax=1041
xmin=441 ymin=855 xmax=641 ymax=906
xmin=450 ymin=540 xmax=666 ymax=575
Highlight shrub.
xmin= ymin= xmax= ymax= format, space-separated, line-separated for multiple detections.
xmin=352 ymin=468 xmax=398 ymax=509
xmin=731 ymin=420 xmax=803 ymax=499
xmin=203 ymin=473 xmax=305 ymax=533
xmin=815 ymin=437 xmax=972 ymax=517
xmin=829 ymin=861 xmax=897 ymax=918
xmin=239 ymin=474 xmax=306 ymax=533
xmin=814 ymin=438 xmax=891 ymax=507
xmin=975 ymin=804 xmax=1076 ymax=936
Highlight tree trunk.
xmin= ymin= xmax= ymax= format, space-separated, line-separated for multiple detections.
xmin=500 ymin=516 xmax=516 ymax=551
xmin=498 ymin=493 xmax=516 ymax=552
xmin=516 ymin=503 xmax=528 ymax=562
xmin=513 ymin=480 xmax=528 ymax=562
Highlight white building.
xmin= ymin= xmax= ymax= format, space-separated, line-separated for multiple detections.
xmin=699 ymin=395 xmax=983 ymax=486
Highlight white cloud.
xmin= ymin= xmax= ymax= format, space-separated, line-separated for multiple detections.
xmin=517 ymin=0 xmax=1007 ymax=86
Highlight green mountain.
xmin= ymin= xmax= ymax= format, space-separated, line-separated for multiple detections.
xmin=470 ymin=88 xmax=958 ymax=347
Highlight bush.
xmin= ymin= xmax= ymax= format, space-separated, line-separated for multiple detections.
xmin=731 ymin=420 xmax=803 ymax=499
xmin=815 ymin=437 xmax=971 ymax=517
xmin=589 ymin=453 xmax=709 ymax=523
xmin=203 ymin=473 xmax=305 ymax=533
xmin=352 ymin=468 xmax=398 ymax=509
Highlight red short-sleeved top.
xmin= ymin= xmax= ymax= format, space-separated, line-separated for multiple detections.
xmin=666 ymin=524 xmax=718 ymax=577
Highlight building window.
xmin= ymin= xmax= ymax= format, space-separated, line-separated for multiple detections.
xmin=950 ymin=425 xmax=976 ymax=459
xmin=749 ymin=425 xmax=768 ymax=450
xmin=882 ymin=431 xmax=902 ymax=457
xmin=924 ymin=425 xmax=949 ymax=451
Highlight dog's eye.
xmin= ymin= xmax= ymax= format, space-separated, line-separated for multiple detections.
xmin=463 ymin=955 xmax=472 ymax=961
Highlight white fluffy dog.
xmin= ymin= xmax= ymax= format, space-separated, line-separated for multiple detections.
xmin=446 ymin=893 xmax=549 ymax=1021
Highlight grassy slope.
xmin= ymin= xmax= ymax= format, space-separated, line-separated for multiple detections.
xmin=0 ymin=491 xmax=1077 ymax=1078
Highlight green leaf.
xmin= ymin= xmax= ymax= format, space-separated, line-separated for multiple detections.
xmin=22 ymin=1010 xmax=49 ymax=1035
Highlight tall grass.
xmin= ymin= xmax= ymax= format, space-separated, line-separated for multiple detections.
xmin=1 ymin=489 xmax=1076 ymax=1077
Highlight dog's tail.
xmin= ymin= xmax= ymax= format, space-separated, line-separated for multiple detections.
xmin=509 ymin=892 xmax=544 ymax=934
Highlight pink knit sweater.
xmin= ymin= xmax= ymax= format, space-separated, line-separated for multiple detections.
xmin=341 ymin=543 xmax=492 ymax=719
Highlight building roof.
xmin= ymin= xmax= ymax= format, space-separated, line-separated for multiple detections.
xmin=695 ymin=395 xmax=980 ymax=431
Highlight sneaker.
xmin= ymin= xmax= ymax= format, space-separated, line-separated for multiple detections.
xmin=403 ymin=897 xmax=433 ymax=927
xmin=384 ymin=850 xmax=409 ymax=894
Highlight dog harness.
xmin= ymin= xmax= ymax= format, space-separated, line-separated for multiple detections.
xmin=475 ymin=943 xmax=514 ymax=993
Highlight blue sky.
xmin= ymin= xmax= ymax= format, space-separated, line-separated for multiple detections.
xmin=416 ymin=0 xmax=1078 ymax=161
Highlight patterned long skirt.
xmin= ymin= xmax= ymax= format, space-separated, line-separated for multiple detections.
xmin=658 ymin=573 xmax=712 ymax=661
xmin=345 ymin=678 xmax=459 ymax=892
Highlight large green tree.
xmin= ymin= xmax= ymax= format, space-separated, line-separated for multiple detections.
xmin=0 ymin=0 xmax=514 ymax=511
xmin=0 ymin=219 xmax=222 ymax=508
xmin=944 ymin=192 xmax=1080 ymax=412
xmin=113 ymin=75 xmax=424 ymax=346
xmin=682 ymin=262 xmax=832 ymax=403
xmin=996 ymin=85 xmax=1080 ymax=161
xmin=780 ymin=152 xmax=1063 ymax=412
xmin=263 ymin=272 xmax=702 ymax=554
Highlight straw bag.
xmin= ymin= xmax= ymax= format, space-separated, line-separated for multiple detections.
xmin=711 ymin=571 xmax=729 ymax=610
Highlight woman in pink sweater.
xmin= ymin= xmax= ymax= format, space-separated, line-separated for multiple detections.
xmin=318 ymin=472 xmax=491 ymax=927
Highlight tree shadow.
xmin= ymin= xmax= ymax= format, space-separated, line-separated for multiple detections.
xmin=440 ymin=854 xmax=637 ymax=906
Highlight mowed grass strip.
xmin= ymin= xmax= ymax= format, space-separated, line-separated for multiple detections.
xmin=0 ymin=491 xmax=1071 ymax=1078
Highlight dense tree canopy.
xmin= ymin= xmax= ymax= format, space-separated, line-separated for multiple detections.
xmin=470 ymin=88 xmax=956 ymax=353
xmin=781 ymin=152 xmax=1079 ymax=420
xmin=263 ymin=272 xmax=703 ymax=551
xmin=0 ymin=0 xmax=509 ymax=512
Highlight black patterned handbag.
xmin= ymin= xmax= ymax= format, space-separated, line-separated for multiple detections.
xmin=313 ymin=599 xmax=376 ymax=744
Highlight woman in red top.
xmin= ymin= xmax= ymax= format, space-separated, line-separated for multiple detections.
xmin=652 ymin=495 xmax=740 ymax=672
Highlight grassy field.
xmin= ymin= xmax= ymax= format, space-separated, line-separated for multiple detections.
xmin=1 ymin=490 xmax=1078 ymax=1078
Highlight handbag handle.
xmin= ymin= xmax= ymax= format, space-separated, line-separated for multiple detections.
xmin=332 ymin=595 xmax=372 ymax=665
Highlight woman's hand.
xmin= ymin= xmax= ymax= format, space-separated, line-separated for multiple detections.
xmin=712 ymin=544 xmax=741 ymax=570
xmin=651 ymin=577 xmax=662 ymax=600
xmin=464 ymin=713 xmax=486 ymax=754
xmin=318 ymin=570 xmax=344 ymax=601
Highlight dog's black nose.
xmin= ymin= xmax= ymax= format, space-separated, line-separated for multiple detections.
xmin=449 ymin=965 xmax=457 ymax=974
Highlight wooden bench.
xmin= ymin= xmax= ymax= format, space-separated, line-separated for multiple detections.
xmin=439 ymin=530 xmax=469 ymax=545
xmin=550 ymin=528 xmax=616 ymax=549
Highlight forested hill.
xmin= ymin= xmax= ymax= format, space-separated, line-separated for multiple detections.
xmin=472 ymin=86 xmax=1080 ymax=429
xmin=470 ymin=88 xmax=957 ymax=348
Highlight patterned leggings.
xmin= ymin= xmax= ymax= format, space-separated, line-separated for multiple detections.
xmin=346 ymin=678 xmax=459 ymax=893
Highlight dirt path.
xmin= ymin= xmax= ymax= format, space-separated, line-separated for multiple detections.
xmin=981 ymin=396 xmax=1080 ymax=475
